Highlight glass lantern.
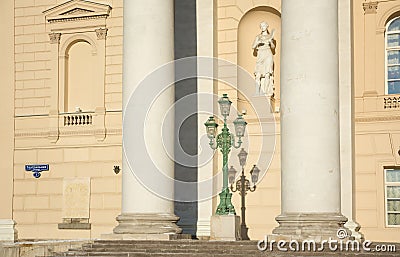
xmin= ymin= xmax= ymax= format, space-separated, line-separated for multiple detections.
xmin=218 ymin=94 xmax=232 ymax=119
xmin=250 ymin=165 xmax=260 ymax=184
xmin=204 ymin=116 xmax=218 ymax=139
xmin=238 ymin=148 xmax=248 ymax=167
xmin=228 ymin=166 xmax=237 ymax=184
xmin=233 ymin=114 xmax=247 ymax=138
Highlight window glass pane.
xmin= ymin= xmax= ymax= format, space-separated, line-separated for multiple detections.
xmin=387 ymin=199 xmax=400 ymax=211
xmin=388 ymin=50 xmax=400 ymax=65
xmin=388 ymin=18 xmax=400 ymax=32
xmin=388 ymin=65 xmax=400 ymax=80
xmin=386 ymin=169 xmax=400 ymax=182
xmin=388 ymin=214 xmax=400 ymax=225
xmin=387 ymin=186 xmax=400 ymax=198
xmin=388 ymin=81 xmax=400 ymax=94
xmin=387 ymin=33 xmax=400 ymax=48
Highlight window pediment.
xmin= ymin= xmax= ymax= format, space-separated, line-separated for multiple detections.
xmin=43 ymin=0 xmax=111 ymax=23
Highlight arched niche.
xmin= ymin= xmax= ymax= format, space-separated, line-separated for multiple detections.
xmin=237 ymin=6 xmax=281 ymax=114
xmin=44 ymin=0 xmax=109 ymax=142
xmin=64 ymin=40 xmax=97 ymax=113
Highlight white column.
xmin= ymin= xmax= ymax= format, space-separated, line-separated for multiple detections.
xmin=112 ymin=0 xmax=181 ymax=238
xmin=273 ymin=0 xmax=347 ymax=239
xmin=339 ymin=0 xmax=363 ymax=240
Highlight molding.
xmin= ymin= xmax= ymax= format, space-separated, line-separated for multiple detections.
xmin=95 ymin=28 xmax=108 ymax=40
xmin=113 ymin=213 xmax=182 ymax=235
xmin=376 ymin=27 xmax=385 ymax=34
xmin=272 ymin=213 xmax=348 ymax=241
xmin=378 ymin=5 xmax=400 ymax=29
xmin=363 ymin=2 xmax=378 ymax=15
xmin=59 ymin=33 xmax=98 ymax=55
xmin=15 ymin=128 xmax=122 ymax=138
xmin=196 ymin=219 xmax=211 ymax=237
xmin=49 ymin=32 xmax=61 ymax=44
xmin=355 ymin=115 xmax=400 ymax=123
xmin=43 ymin=0 xmax=111 ymax=24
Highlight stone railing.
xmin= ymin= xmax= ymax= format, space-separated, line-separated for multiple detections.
xmin=384 ymin=97 xmax=400 ymax=109
xmin=63 ymin=113 xmax=93 ymax=126
xmin=383 ymin=96 xmax=400 ymax=109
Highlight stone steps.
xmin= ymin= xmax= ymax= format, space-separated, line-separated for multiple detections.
xmin=45 ymin=240 xmax=400 ymax=257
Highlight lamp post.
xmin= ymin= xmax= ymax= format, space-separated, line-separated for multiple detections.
xmin=228 ymin=148 xmax=260 ymax=240
xmin=204 ymin=94 xmax=247 ymax=215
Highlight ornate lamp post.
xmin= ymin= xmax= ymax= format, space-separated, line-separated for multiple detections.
xmin=229 ymin=148 xmax=260 ymax=240
xmin=204 ymin=94 xmax=247 ymax=215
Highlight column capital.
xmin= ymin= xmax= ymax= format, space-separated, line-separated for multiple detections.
xmin=49 ymin=32 xmax=61 ymax=44
xmin=95 ymin=28 xmax=108 ymax=40
xmin=363 ymin=2 xmax=378 ymax=15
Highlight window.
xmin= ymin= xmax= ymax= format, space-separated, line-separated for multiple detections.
xmin=386 ymin=17 xmax=400 ymax=94
xmin=384 ymin=169 xmax=400 ymax=226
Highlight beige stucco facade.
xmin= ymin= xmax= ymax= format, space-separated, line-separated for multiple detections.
xmin=9 ymin=0 xmax=123 ymax=239
xmin=353 ymin=0 xmax=400 ymax=241
xmin=0 ymin=0 xmax=400 ymax=243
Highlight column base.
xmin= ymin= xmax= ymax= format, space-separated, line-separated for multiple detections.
xmin=210 ymin=215 xmax=241 ymax=241
xmin=344 ymin=220 xmax=363 ymax=241
xmin=110 ymin=213 xmax=182 ymax=239
xmin=0 ymin=220 xmax=17 ymax=242
xmin=196 ymin=219 xmax=211 ymax=238
xmin=272 ymin=213 xmax=348 ymax=242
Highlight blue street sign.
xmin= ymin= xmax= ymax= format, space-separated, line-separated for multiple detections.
xmin=25 ymin=164 xmax=49 ymax=178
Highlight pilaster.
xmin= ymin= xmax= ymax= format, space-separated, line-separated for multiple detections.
xmin=0 ymin=0 xmax=17 ymax=242
xmin=363 ymin=1 xmax=379 ymax=96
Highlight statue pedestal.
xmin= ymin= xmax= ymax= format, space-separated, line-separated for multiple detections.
xmin=210 ymin=215 xmax=241 ymax=241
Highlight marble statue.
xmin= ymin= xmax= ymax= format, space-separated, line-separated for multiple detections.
xmin=252 ymin=21 xmax=275 ymax=97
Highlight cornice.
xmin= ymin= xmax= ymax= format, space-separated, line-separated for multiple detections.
xmin=44 ymin=0 xmax=111 ymax=24
xmin=15 ymin=128 xmax=122 ymax=138
xmin=47 ymin=14 xmax=109 ymax=23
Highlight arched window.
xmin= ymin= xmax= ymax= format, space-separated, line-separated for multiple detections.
xmin=386 ymin=17 xmax=400 ymax=94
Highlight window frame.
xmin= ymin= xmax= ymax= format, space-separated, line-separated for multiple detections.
xmin=384 ymin=168 xmax=400 ymax=227
xmin=385 ymin=16 xmax=400 ymax=95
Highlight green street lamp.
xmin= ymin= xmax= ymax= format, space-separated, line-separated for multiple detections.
xmin=204 ymin=94 xmax=247 ymax=215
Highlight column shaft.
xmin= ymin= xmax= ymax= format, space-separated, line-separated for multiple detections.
xmin=273 ymin=0 xmax=347 ymax=239
xmin=112 ymin=0 xmax=181 ymax=237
